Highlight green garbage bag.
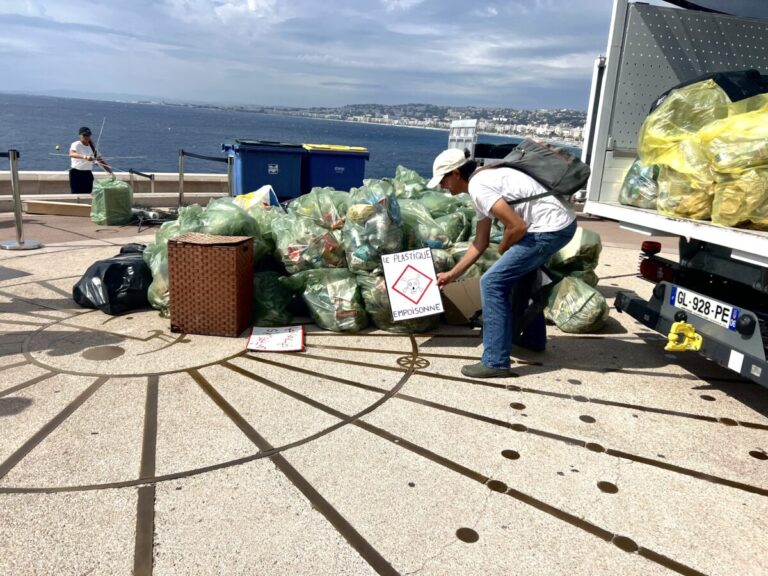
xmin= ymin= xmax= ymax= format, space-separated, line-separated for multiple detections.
xmin=393 ymin=165 xmax=427 ymax=199
xmin=143 ymin=204 xmax=205 ymax=316
xmin=449 ymin=242 xmax=502 ymax=278
xmin=619 ymin=159 xmax=660 ymax=209
xmin=201 ymin=197 xmax=259 ymax=237
xmin=400 ymin=199 xmax=452 ymax=250
xmin=436 ymin=212 xmax=469 ymax=243
xmin=332 ymin=191 xmax=352 ymax=217
xmin=252 ymin=271 xmax=295 ymax=326
xmin=547 ymin=227 xmax=602 ymax=274
xmin=282 ymin=269 xmax=368 ymax=333
xmin=287 ymin=187 xmax=344 ymax=230
xmin=272 ymin=213 xmax=346 ymax=274
xmin=545 ymin=276 xmax=608 ymax=334
xmin=91 ymin=177 xmax=133 ymax=225
xmin=246 ymin=204 xmax=284 ymax=256
xmin=418 ymin=191 xmax=460 ymax=219
xmin=430 ymin=249 xmax=454 ymax=273
xmin=342 ymin=180 xmax=403 ymax=273
xmin=356 ymin=273 xmax=438 ymax=333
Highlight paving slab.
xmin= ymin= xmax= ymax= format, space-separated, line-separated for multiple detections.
xmin=0 ymin=216 xmax=765 ymax=576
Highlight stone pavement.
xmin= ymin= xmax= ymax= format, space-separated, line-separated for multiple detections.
xmin=0 ymin=214 xmax=766 ymax=576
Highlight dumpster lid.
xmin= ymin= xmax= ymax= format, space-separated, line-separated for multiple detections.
xmin=302 ymin=143 xmax=368 ymax=153
xmin=222 ymin=139 xmax=304 ymax=149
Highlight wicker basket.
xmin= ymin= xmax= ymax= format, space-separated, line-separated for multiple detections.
xmin=168 ymin=233 xmax=254 ymax=337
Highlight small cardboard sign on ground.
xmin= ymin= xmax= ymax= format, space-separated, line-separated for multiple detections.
xmin=381 ymin=248 xmax=444 ymax=321
xmin=247 ymin=325 xmax=305 ymax=352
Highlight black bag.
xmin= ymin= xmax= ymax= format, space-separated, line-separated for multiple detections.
xmin=72 ymin=244 xmax=152 ymax=315
xmin=486 ymin=138 xmax=591 ymax=205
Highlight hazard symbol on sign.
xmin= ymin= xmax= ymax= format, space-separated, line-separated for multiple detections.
xmin=392 ymin=264 xmax=433 ymax=305
xmin=381 ymin=247 xmax=444 ymax=322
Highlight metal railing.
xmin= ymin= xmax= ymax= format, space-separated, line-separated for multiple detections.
xmin=178 ymin=149 xmax=232 ymax=208
xmin=1 ymin=150 xmax=43 ymax=251
xmin=128 ymin=168 xmax=155 ymax=195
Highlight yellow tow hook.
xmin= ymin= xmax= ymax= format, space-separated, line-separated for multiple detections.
xmin=665 ymin=321 xmax=702 ymax=352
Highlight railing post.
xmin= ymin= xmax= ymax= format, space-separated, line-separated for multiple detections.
xmin=1 ymin=150 xmax=43 ymax=251
xmin=178 ymin=149 xmax=185 ymax=208
xmin=150 ymin=174 xmax=155 ymax=195
xmin=226 ymin=155 xmax=233 ymax=197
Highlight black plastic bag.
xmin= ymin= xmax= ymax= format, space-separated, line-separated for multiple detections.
xmin=72 ymin=246 xmax=152 ymax=315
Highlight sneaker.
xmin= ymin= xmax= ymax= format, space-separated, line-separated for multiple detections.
xmin=461 ymin=362 xmax=512 ymax=378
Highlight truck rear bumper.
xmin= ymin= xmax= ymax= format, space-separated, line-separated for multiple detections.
xmin=615 ymin=285 xmax=768 ymax=389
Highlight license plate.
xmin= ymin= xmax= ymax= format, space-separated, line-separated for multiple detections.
xmin=669 ymin=285 xmax=740 ymax=331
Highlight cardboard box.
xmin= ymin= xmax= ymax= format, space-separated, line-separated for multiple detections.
xmin=441 ymin=277 xmax=482 ymax=325
xmin=168 ymin=233 xmax=254 ymax=337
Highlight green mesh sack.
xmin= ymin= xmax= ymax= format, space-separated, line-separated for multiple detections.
xmin=342 ymin=181 xmax=403 ymax=273
xmin=252 ymin=271 xmax=295 ymax=326
xmin=272 ymin=214 xmax=346 ymax=274
xmin=356 ymin=273 xmax=438 ymax=333
xmin=287 ymin=187 xmax=344 ymax=230
xmin=283 ymin=269 xmax=367 ymax=333
xmin=545 ymin=276 xmax=608 ymax=334
xmin=91 ymin=177 xmax=134 ymax=225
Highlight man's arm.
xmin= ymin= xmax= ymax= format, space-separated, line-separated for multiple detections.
xmin=490 ymin=199 xmax=527 ymax=254
xmin=437 ymin=218 xmax=492 ymax=286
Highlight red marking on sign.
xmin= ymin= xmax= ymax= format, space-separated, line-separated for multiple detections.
xmin=392 ymin=264 xmax=433 ymax=305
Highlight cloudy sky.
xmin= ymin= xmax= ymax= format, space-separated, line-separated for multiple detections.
xmin=1 ymin=0 xmax=674 ymax=110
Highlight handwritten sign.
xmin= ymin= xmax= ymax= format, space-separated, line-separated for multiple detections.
xmin=381 ymin=248 xmax=444 ymax=321
xmin=247 ymin=325 xmax=305 ymax=352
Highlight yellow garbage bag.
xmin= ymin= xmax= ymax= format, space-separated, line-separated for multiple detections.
xmin=712 ymin=168 xmax=768 ymax=230
xmin=699 ymin=104 xmax=768 ymax=174
xmin=657 ymin=165 xmax=714 ymax=221
xmin=638 ymin=79 xmax=730 ymax=166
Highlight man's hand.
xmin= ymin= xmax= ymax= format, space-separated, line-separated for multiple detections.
xmin=437 ymin=270 xmax=458 ymax=288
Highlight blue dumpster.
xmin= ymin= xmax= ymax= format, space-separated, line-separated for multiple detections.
xmin=301 ymin=144 xmax=369 ymax=193
xmin=223 ymin=140 xmax=306 ymax=200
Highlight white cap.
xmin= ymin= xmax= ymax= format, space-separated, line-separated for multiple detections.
xmin=427 ymin=148 xmax=468 ymax=189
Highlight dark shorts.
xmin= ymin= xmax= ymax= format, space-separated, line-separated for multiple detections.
xmin=69 ymin=168 xmax=94 ymax=194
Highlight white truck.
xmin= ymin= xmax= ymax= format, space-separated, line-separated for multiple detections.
xmin=584 ymin=0 xmax=768 ymax=388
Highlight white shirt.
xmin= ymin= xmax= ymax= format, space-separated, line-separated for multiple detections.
xmin=70 ymin=141 xmax=94 ymax=171
xmin=468 ymin=167 xmax=576 ymax=233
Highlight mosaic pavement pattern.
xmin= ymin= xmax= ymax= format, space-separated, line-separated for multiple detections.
xmin=0 ymin=240 xmax=766 ymax=576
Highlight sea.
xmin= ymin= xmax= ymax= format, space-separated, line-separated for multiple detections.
xmin=0 ymin=93 xmax=528 ymax=180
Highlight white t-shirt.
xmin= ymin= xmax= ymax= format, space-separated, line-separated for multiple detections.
xmin=468 ymin=167 xmax=576 ymax=233
xmin=70 ymin=141 xmax=95 ymax=171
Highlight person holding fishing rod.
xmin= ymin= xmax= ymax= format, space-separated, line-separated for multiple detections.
xmin=68 ymin=126 xmax=113 ymax=193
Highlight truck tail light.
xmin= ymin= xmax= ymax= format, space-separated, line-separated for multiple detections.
xmin=639 ymin=257 xmax=674 ymax=283
xmin=641 ymin=241 xmax=662 ymax=255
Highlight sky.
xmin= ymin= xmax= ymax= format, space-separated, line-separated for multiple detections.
xmin=0 ymin=0 xmax=676 ymax=110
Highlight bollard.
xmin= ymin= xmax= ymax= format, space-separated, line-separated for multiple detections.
xmin=178 ymin=149 xmax=185 ymax=208
xmin=1 ymin=150 xmax=43 ymax=251
xmin=226 ymin=155 xmax=233 ymax=197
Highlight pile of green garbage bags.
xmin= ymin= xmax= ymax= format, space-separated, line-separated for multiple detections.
xmin=625 ymin=76 xmax=768 ymax=229
xmin=143 ymin=166 xmax=608 ymax=335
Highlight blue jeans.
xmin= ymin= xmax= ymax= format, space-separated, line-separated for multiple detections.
xmin=480 ymin=221 xmax=577 ymax=369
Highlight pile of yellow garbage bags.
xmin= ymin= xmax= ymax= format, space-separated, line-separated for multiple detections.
xmin=628 ymin=77 xmax=768 ymax=229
